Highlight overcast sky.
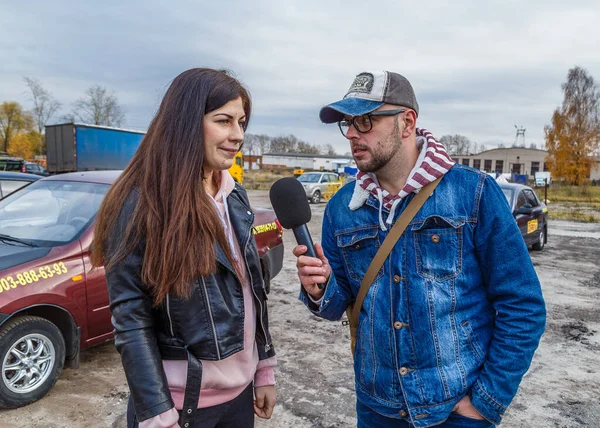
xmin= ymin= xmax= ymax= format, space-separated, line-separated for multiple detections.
xmin=1 ymin=0 xmax=599 ymax=154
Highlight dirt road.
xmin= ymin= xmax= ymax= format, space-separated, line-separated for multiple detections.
xmin=0 ymin=190 xmax=598 ymax=427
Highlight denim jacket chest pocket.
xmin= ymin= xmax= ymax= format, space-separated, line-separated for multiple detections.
xmin=412 ymin=216 xmax=465 ymax=282
xmin=336 ymin=227 xmax=383 ymax=284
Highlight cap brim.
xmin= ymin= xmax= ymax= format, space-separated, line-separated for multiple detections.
xmin=319 ymin=98 xmax=385 ymax=123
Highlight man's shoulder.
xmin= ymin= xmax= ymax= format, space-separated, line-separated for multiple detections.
xmin=447 ymin=163 xmax=489 ymax=180
xmin=328 ymin=179 xmax=356 ymax=207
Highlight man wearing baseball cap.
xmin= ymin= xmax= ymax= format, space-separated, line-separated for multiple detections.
xmin=293 ymin=71 xmax=546 ymax=427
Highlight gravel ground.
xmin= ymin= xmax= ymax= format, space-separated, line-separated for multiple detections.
xmin=0 ymin=190 xmax=598 ymax=428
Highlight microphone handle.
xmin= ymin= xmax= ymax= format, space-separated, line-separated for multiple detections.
xmin=292 ymin=225 xmax=324 ymax=289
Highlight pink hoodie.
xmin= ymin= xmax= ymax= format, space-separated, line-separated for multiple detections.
xmin=140 ymin=170 xmax=276 ymax=428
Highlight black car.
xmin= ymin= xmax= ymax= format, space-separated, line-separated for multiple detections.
xmin=24 ymin=162 xmax=49 ymax=176
xmin=0 ymin=171 xmax=42 ymax=198
xmin=499 ymin=183 xmax=548 ymax=250
xmin=0 ymin=158 xmax=49 ymax=177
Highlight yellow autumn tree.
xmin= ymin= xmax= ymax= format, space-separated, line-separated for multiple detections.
xmin=545 ymin=67 xmax=600 ymax=185
xmin=7 ymin=130 xmax=42 ymax=160
xmin=0 ymin=102 xmax=35 ymax=153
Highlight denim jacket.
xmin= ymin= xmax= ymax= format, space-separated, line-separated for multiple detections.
xmin=299 ymin=165 xmax=546 ymax=427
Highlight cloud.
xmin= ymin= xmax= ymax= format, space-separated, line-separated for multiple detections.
xmin=1 ymin=0 xmax=599 ymax=153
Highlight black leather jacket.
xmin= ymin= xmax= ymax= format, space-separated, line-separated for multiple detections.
xmin=105 ymin=185 xmax=275 ymax=421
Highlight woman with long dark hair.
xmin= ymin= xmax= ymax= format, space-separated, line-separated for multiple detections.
xmin=91 ymin=68 xmax=276 ymax=428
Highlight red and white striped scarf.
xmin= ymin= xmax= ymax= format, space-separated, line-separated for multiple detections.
xmin=356 ymin=128 xmax=454 ymax=211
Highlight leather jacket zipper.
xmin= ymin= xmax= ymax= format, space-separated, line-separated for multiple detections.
xmin=243 ymin=226 xmax=272 ymax=353
xmin=200 ymin=278 xmax=221 ymax=359
xmin=166 ymin=293 xmax=175 ymax=337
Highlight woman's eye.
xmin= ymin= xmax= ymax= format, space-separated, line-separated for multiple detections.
xmin=239 ymin=122 xmax=246 ymax=128
xmin=218 ymin=119 xmax=229 ymax=124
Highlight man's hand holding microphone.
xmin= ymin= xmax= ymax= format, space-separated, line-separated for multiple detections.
xmin=269 ymin=177 xmax=331 ymax=301
xmin=292 ymin=243 xmax=331 ymax=301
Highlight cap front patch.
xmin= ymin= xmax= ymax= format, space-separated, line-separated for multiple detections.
xmin=347 ymin=72 xmax=375 ymax=95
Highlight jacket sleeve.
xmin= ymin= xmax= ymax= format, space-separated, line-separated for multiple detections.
xmin=471 ymin=175 xmax=546 ymax=424
xmin=298 ymin=202 xmax=353 ymax=320
xmin=105 ymin=192 xmax=174 ymax=421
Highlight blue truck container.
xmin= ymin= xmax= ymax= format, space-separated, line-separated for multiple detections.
xmin=45 ymin=123 xmax=145 ymax=173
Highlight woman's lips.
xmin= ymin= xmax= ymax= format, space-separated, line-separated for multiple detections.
xmin=219 ymin=147 xmax=238 ymax=156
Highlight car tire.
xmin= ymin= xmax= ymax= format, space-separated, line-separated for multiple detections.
xmin=532 ymin=226 xmax=546 ymax=251
xmin=311 ymin=190 xmax=321 ymax=204
xmin=0 ymin=316 xmax=65 ymax=408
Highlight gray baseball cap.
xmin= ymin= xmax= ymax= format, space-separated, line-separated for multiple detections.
xmin=319 ymin=71 xmax=419 ymax=123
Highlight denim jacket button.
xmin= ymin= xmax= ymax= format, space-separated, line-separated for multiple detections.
xmin=393 ymin=275 xmax=402 ymax=283
xmin=431 ymin=234 xmax=440 ymax=243
xmin=399 ymin=410 xmax=408 ymax=417
xmin=399 ymin=367 xmax=409 ymax=376
xmin=394 ymin=321 xmax=403 ymax=330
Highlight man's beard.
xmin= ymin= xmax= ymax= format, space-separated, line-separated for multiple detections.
xmin=356 ymin=121 xmax=403 ymax=173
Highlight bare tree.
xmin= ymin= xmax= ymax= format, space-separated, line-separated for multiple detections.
xmin=23 ymin=77 xmax=61 ymax=134
xmin=324 ymin=144 xmax=337 ymax=156
xmin=243 ymin=133 xmax=258 ymax=156
xmin=529 ymin=143 xmax=537 ymax=150
xmin=73 ymin=85 xmax=125 ymax=127
xmin=297 ymin=141 xmax=321 ymax=154
xmin=242 ymin=133 xmax=258 ymax=168
xmin=439 ymin=134 xmax=473 ymax=155
xmin=270 ymin=135 xmax=299 ymax=153
xmin=256 ymin=134 xmax=271 ymax=155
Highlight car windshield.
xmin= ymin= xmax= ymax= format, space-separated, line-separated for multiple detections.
xmin=0 ymin=180 xmax=109 ymax=246
xmin=297 ymin=174 xmax=320 ymax=183
xmin=501 ymin=187 xmax=514 ymax=208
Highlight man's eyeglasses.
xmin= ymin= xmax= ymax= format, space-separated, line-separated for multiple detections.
xmin=337 ymin=109 xmax=405 ymax=137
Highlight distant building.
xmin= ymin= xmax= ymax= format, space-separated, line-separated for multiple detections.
xmin=455 ymin=147 xmax=549 ymax=177
xmin=261 ymin=152 xmax=353 ymax=172
xmin=242 ymin=154 xmax=262 ymax=170
xmin=456 ymin=147 xmax=600 ymax=182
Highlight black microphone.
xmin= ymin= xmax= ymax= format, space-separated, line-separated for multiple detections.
xmin=269 ymin=177 xmax=324 ymax=289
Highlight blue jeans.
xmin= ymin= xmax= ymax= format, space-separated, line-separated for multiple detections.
xmin=357 ymin=401 xmax=494 ymax=428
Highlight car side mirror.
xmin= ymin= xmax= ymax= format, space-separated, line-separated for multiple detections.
xmin=517 ymin=204 xmax=533 ymax=215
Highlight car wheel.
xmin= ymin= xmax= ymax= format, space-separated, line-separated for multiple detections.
xmin=0 ymin=316 xmax=65 ymax=408
xmin=532 ymin=226 xmax=546 ymax=251
xmin=311 ymin=190 xmax=321 ymax=204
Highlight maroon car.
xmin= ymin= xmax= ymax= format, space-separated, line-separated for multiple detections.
xmin=0 ymin=171 xmax=283 ymax=408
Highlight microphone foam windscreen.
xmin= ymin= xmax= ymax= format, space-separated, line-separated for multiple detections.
xmin=269 ymin=177 xmax=312 ymax=229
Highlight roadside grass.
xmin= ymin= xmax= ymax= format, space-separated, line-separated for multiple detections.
xmin=536 ymin=186 xmax=600 ymax=203
xmin=243 ymin=169 xmax=295 ymax=190
xmin=549 ymin=209 xmax=600 ymax=223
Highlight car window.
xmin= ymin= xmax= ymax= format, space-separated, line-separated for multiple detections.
xmin=516 ymin=191 xmax=528 ymax=210
xmin=297 ymin=174 xmax=320 ymax=183
xmin=523 ymin=189 xmax=540 ymax=207
xmin=0 ymin=180 xmax=30 ymax=197
xmin=0 ymin=180 xmax=109 ymax=245
xmin=4 ymin=162 xmax=22 ymax=172
xmin=501 ymin=188 xmax=514 ymax=206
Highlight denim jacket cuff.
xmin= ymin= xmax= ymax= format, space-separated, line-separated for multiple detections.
xmin=299 ymin=275 xmax=333 ymax=314
xmin=470 ymin=381 xmax=506 ymax=425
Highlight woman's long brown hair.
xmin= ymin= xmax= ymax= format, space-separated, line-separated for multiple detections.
xmin=91 ymin=68 xmax=251 ymax=306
